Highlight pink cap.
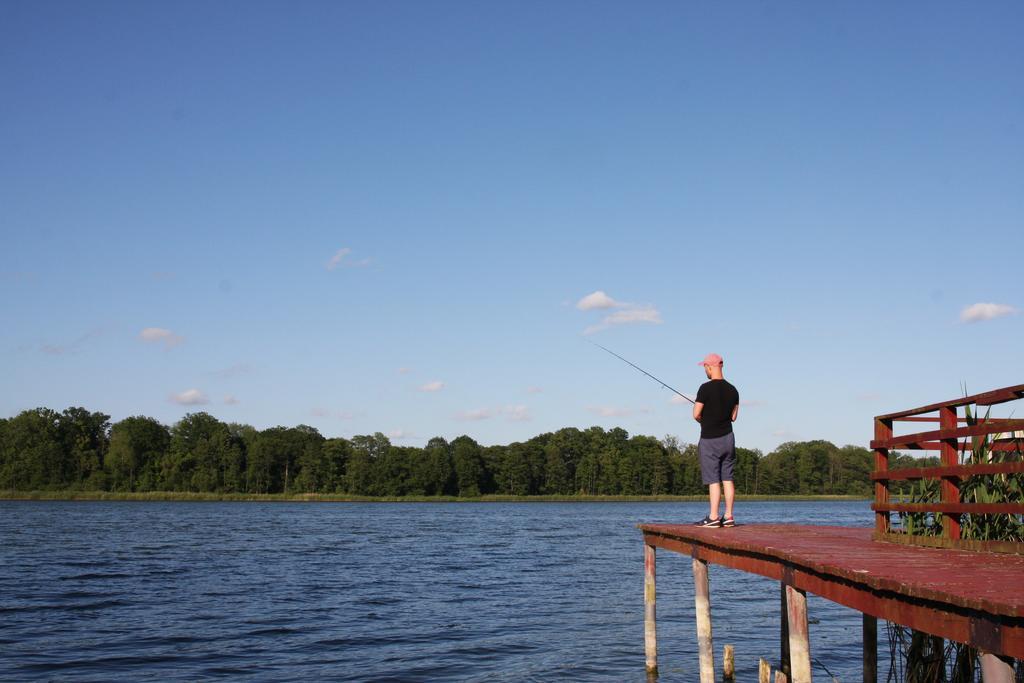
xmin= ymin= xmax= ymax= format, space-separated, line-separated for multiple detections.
xmin=698 ymin=353 xmax=723 ymax=367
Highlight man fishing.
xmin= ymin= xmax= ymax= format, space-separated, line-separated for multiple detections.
xmin=588 ymin=342 xmax=739 ymax=527
xmin=692 ymin=353 xmax=739 ymax=528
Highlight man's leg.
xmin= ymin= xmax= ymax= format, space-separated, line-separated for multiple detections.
xmin=708 ymin=482 xmax=721 ymax=520
xmin=722 ymin=480 xmax=735 ymax=519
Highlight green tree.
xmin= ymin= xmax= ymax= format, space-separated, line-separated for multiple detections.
xmin=478 ymin=445 xmax=503 ymax=495
xmin=674 ymin=443 xmax=704 ymax=494
xmin=630 ymin=435 xmax=669 ymax=495
xmin=550 ymin=428 xmax=586 ymax=491
xmin=106 ymin=416 xmax=171 ymax=491
xmin=543 ymin=442 xmax=569 ymax=494
xmin=493 ymin=442 xmax=534 ymax=495
xmin=58 ymin=407 xmax=111 ymax=489
xmin=165 ymin=412 xmax=234 ymax=492
xmin=0 ymin=418 xmax=7 ymax=487
xmin=374 ymin=446 xmax=414 ymax=496
xmin=0 ymin=403 xmax=888 ymax=498
xmin=225 ymin=423 xmax=257 ymax=492
xmin=322 ymin=438 xmax=351 ymax=493
xmin=346 ymin=433 xmax=391 ymax=494
xmin=734 ymin=447 xmax=762 ymax=494
xmin=452 ymin=435 xmax=483 ymax=497
xmin=249 ymin=425 xmax=323 ymax=493
xmin=835 ymin=445 xmax=874 ymax=495
xmin=289 ymin=425 xmax=326 ymax=493
xmin=420 ymin=437 xmax=454 ymax=496
xmin=1 ymin=408 xmax=64 ymax=490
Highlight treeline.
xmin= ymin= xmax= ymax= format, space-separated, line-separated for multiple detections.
xmin=0 ymin=406 xmax=924 ymax=497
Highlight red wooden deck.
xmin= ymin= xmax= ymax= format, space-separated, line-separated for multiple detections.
xmin=639 ymin=523 xmax=1024 ymax=658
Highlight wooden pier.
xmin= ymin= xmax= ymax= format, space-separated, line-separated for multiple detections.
xmin=641 ymin=385 xmax=1024 ymax=682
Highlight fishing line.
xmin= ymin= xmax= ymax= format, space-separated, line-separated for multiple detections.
xmin=588 ymin=341 xmax=695 ymax=405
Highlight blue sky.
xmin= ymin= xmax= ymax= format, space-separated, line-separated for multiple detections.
xmin=2 ymin=2 xmax=1022 ymax=451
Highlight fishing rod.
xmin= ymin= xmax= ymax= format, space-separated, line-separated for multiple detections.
xmin=589 ymin=341 xmax=695 ymax=404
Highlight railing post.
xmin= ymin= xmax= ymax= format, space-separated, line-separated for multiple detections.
xmin=939 ymin=405 xmax=961 ymax=539
xmin=644 ymin=543 xmax=657 ymax=674
xmin=874 ymin=418 xmax=892 ymax=534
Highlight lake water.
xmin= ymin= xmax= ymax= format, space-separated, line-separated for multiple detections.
xmin=0 ymin=500 xmax=877 ymax=681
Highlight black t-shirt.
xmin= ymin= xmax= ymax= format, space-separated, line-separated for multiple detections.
xmin=696 ymin=379 xmax=739 ymax=439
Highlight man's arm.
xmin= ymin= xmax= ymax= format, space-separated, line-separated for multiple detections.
xmin=731 ymin=404 xmax=739 ymax=422
xmin=693 ymin=402 xmax=704 ymax=423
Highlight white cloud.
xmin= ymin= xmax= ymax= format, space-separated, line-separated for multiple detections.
xmin=327 ymin=247 xmax=371 ymax=271
xmin=419 ymin=380 xmax=445 ymax=392
xmin=456 ymin=408 xmax=494 ymax=421
xmin=575 ymin=291 xmax=663 ymax=335
xmin=960 ymin=302 xmax=1017 ymax=323
xmin=526 ymin=386 xmax=543 ymax=394
xmin=504 ymin=405 xmax=531 ymax=422
xmin=609 ymin=304 xmax=661 ymax=325
xmin=585 ymin=304 xmax=663 ymax=335
xmin=327 ymin=248 xmax=352 ymax=270
xmin=398 ymin=367 xmax=412 ymax=375
xmin=139 ymin=327 xmax=184 ymax=349
xmin=223 ymin=395 xmax=240 ymax=405
xmin=310 ymin=407 xmax=330 ymax=417
xmin=576 ymin=290 xmax=620 ymax=310
xmin=388 ymin=429 xmax=414 ymax=441
xmin=455 ymin=405 xmax=532 ymax=422
xmin=170 ymin=389 xmax=208 ymax=405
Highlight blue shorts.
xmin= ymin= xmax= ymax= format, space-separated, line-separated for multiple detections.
xmin=698 ymin=432 xmax=735 ymax=485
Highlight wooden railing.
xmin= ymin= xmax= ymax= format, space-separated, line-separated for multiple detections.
xmin=870 ymin=384 xmax=1024 ymax=554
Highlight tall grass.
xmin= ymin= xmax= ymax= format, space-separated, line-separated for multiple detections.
xmin=889 ymin=401 xmax=1024 ymax=681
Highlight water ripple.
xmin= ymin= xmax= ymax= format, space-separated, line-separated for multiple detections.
xmin=0 ymin=500 xmax=873 ymax=681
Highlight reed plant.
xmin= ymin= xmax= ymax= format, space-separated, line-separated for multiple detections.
xmin=958 ymin=404 xmax=1024 ymax=543
xmin=888 ymin=400 xmax=1024 ymax=681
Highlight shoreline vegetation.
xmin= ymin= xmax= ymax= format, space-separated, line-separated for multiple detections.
xmin=0 ymin=490 xmax=870 ymax=503
xmin=3 ymin=406 xmax=931 ymax=500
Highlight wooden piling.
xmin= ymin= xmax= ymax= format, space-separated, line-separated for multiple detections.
xmin=723 ymin=644 xmax=734 ymax=681
xmin=644 ymin=543 xmax=657 ymax=674
xmin=862 ymin=614 xmax=876 ymax=683
xmin=785 ymin=584 xmax=812 ymax=683
xmin=775 ymin=670 xmax=789 ymax=683
xmin=693 ymin=557 xmax=715 ymax=683
xmin=780 ymin=582 xmax=791 ymax=677
xmin=759 ymin=658 xmax=771 ymax=683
